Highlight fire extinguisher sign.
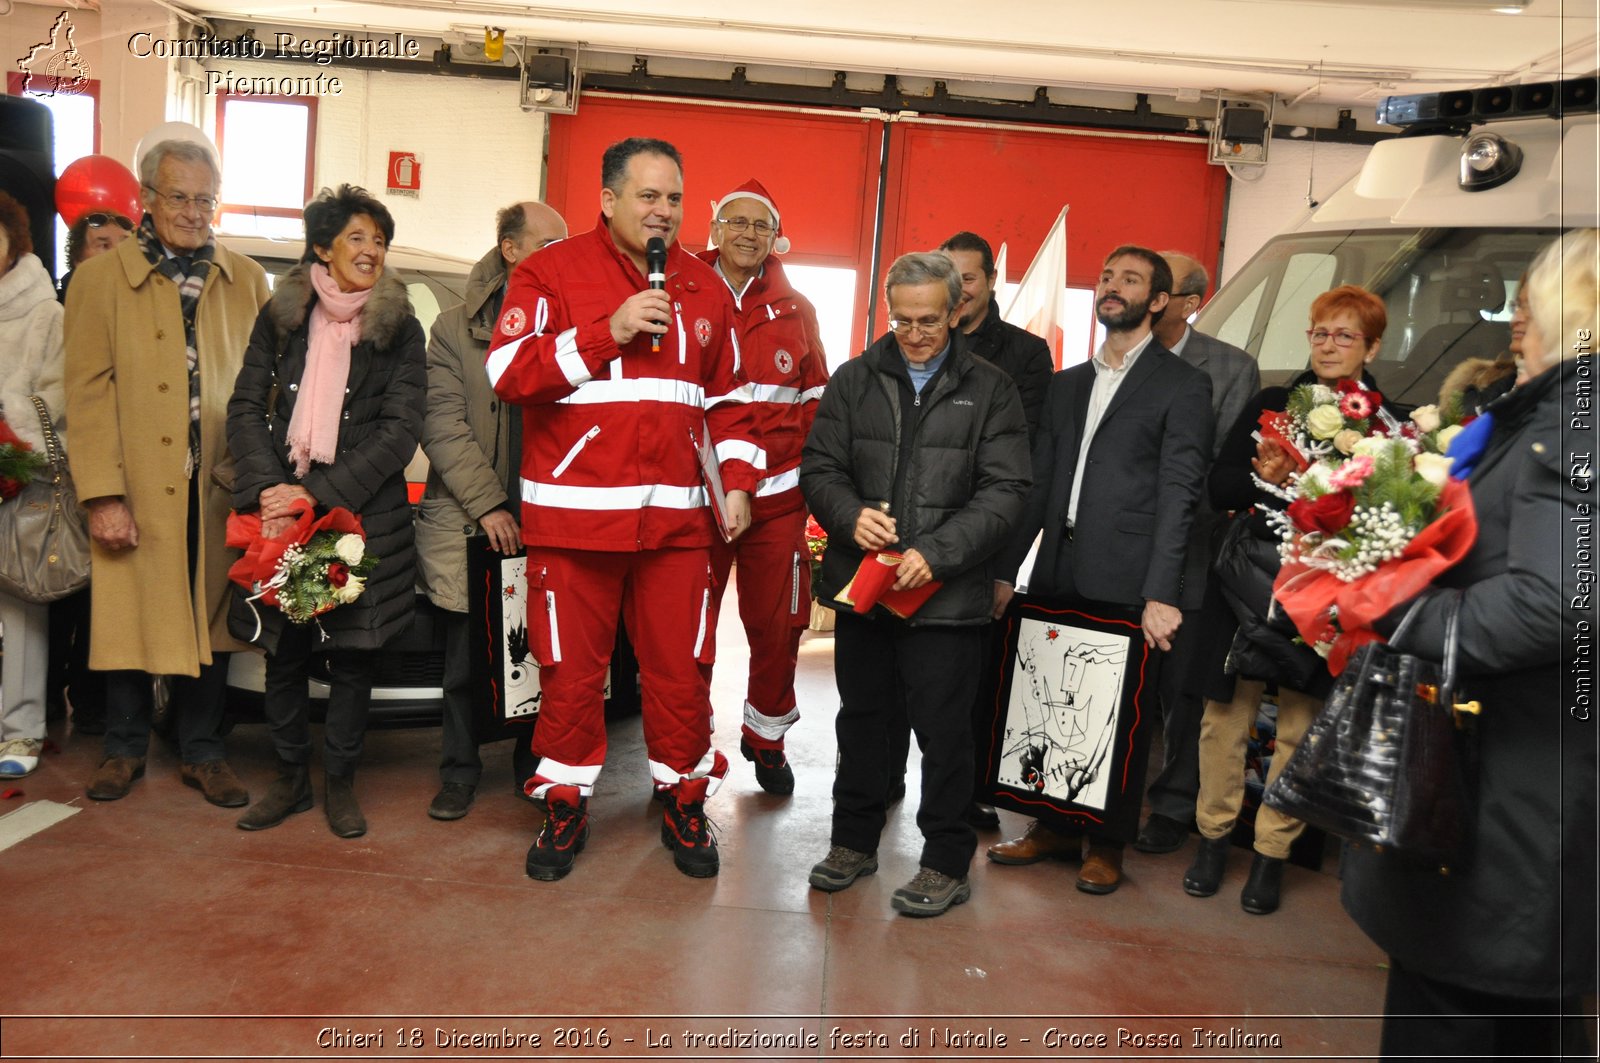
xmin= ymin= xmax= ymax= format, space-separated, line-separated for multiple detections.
xmin=387 ymin=152 xmax=421 ymax=197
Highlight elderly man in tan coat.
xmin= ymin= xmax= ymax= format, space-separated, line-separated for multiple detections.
xmin=415 ymin=200 xmax=566 ymax=821
xmin=65 ymin=138 xmax=269 ymax=806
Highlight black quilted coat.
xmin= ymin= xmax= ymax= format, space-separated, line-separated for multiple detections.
xmin=225 ymin=264 xmax=425 ymax=653
xmin=801 ymin=330 xmax=1031 ymax=626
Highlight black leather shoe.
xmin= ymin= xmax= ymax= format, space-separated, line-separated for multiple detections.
xmin=965 ymin=802 xmax=1001 ymax=830
xmin=1240 ymin=852 xmax=1285 ymax=914
xmin=1182 ymin=835 xmax=1231 ymax=897
xmin=428 ymin=781 xmax=476 ymax=821
xmin=1134 ymin=813 xmax=1191 ymax=853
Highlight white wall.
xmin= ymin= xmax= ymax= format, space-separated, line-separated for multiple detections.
xmin=1218 ymin=138 xmax=1372 ymax=283
xmin=197 ymin=59 xmax=549 ymax=259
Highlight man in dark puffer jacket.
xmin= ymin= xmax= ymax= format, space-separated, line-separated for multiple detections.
xmin=801 ymin=252 xmax=1030 ymax=917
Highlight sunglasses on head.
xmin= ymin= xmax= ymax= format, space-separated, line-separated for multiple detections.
xmin=84 ymin=213 xmax=134 ymax=230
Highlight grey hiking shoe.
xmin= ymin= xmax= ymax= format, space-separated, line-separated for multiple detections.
xmin=890 ymin=867 xmax=971 ymax=917
xmin=808 ymin=845 xmax=878 ymax=892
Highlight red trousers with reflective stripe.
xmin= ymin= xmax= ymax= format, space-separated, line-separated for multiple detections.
xmin=525 ymin=546 xmax=727 ymax=796
xmin=707 ymin=507 xmax=808 ymax=750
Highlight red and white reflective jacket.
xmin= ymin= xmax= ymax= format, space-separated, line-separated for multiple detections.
xmin=487 ymin=218 xmax=759 ymax=552
xmin=696 ymin=250 xmax=828 ymax=522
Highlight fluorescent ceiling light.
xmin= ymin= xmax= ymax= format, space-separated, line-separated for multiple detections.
xmin=1278 ymin=0 xmax=1525 ymax=9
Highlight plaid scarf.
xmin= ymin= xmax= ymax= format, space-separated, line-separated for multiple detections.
xmin=136 ymin=214 xmax=215 ymax=478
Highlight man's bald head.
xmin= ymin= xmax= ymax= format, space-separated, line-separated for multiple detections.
xmin=1155 ymin=250 xmax=1209 ymax=347
xmin=498 ymin=200 xmax=569 ymax=267
xmin=1161 ymin=251 xmax=1208 ymax=299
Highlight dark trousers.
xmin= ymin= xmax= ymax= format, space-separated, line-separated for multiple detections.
xmin=885 ymin=617 xmax=1004 ymax=801
xmin=264 ymin=623 xmax=379 ymax=776
xmin=1145 ymin=606 xmax=1204 ymax=822
xmin=104 ymin=660 xmax=229 ymax=763
xmin=1379 ymin=958 xmax=1593 ymax=1060
xmin=833 ymin=612 xmax=981 ymax=879
xmin=103 ymin=477 xmax=225 ymax=763
xmin=437 ymin=610 xmax=537 ymax=788
xmin=48 ymin=586 xmax=105 ymax=724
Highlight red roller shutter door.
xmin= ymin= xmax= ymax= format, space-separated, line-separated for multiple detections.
xmin=881 ymin=121 xmax=1227 ymax=290
xmin=548 ymin=96 xmax=1227 ymax=354
xmin=547 ymin=94 xmax=881 ymax=349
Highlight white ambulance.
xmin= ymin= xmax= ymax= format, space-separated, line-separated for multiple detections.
xmin=1197 ymin=76 xmax=1598 ymax=408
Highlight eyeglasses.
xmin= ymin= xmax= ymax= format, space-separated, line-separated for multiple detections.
xmin=1306 ymin=328 xmax=1367 ymax=348
xmin=84 ymin=213 xmax=134 ymax=231
xmin=143 ymin=185 xmax=218 ymax=214
xmin=716 ymin=216 xmax=775 ymax=236
xmin=889 ymin=317 xmax=949 ymax=337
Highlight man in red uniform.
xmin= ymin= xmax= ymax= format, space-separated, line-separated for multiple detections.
xmin=697 ymin=179 xmax=829 ymax=795
xmin=486 ymin=138 xmax=759 ymax=881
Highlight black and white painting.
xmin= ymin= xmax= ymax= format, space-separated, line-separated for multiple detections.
xmin=996 ymin=616 xmax=1128 ymax=811
xmin=977 ymin=597 xmax=1153 ymax=836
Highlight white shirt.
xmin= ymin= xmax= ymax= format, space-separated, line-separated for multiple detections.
xmin=1067 ymin=330 xmax=1156 ymax=526
xmin=1166 ymin=323 xmax=1192 ymax=359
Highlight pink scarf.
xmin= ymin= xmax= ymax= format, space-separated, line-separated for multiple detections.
xmin=286 ymin=263 xmax=370 ymax=478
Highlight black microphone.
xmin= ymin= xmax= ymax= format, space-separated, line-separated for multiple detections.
xmin=646 ymin=237 xmax=667 ymax=353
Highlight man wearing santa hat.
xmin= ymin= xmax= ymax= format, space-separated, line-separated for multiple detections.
xmin=698 ymin=179 xmax=829 ymax=795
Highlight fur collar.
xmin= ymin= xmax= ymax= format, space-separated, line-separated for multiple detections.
xmin=269 ymin=261 xmax=413 ymax=349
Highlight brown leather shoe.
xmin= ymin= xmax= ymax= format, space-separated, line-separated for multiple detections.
xmin=86 ymin=756 xmax=146 ymax=801
xmin=1076 ymin=840 xmax=1125 ymax=894
xmin=987 ymin=819 xmax=1082 ymax=865
xmin=181 ymin=760 xmax=249 ymax=808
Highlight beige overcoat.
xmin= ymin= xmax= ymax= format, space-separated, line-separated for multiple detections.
xmin=64 ymin=236 xmax=270 ymax=676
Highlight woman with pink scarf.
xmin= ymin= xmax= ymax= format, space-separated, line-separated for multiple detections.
xmin=226 ymin=185 xmax=425 ymax=838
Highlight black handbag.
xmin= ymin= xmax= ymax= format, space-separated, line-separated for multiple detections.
xmin=1262 ymin=591 xmax=1479 ymax=868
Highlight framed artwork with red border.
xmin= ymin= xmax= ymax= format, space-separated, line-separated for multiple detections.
xmin=976 ymin=596 xmax=1155 ymax=840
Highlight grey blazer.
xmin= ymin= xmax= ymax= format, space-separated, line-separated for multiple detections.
xmin=1175 ymin=326 xmax=1260 ymax=609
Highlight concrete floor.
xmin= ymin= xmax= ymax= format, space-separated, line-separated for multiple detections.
xmin=0 ymin=595 xmax=1390 ymax=1060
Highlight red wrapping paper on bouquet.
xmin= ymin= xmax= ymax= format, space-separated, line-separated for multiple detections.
xmin=1273 ymin=477 xmax=1478 ymax=674
xmin=1257 ymin=410 xmax=1310 ymax=473
xmin=226 ymin=499 xmax=364 ymax=607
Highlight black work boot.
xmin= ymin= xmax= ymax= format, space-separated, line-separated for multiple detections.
xmin=324 ymin=770 xmax=367 ymax=838
xmin=739 ymin=737 xmax=795 ymax=795
xmin=1240 ymin=852 xmax=1285 ymax=914
xmin=236 ymin=760 xmax=312 ymax=831
xmin=1182 ymin=834 xmax=1232 ymax=897
xmin=661 ymin=776 xmax=719 ymax=878
xmin=526 ymin=785 xmax=589 ymax=881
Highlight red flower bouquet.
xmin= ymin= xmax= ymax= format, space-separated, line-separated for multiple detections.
xmin=1269 ymin=435 xmax=1478 ymax=673
xmin=0 ymin=419 xmax=47 ymax=502
xmin=805 ymin=513 xmax=828 ymax=588
xmin=226 ymin=499 xmax=379 ymax=636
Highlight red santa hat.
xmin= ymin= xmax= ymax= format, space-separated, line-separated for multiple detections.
xmin=712 ymin=177 xmax=790 ymax=254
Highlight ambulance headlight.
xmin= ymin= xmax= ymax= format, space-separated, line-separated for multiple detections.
xmin=1459 ymin=131 xmax=1523 ymax=192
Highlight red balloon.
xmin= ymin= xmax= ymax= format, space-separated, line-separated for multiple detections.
xmin=55 ymin=155 xmax=142 ymax=228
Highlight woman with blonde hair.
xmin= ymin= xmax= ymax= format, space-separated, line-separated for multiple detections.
xmin=1342 ymin=229 xmax=1597 ymax=1058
